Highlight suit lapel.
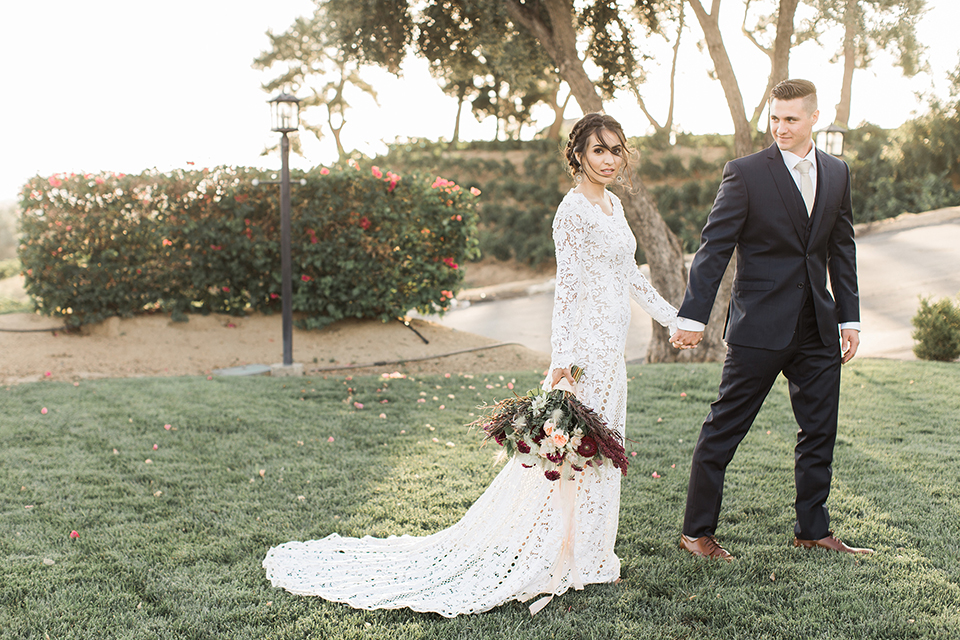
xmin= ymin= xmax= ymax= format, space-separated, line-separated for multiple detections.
xmin=806 ymin=149 xmax=831 ymax=248
xmin=765 ymin=144 xmax=807 ymax=241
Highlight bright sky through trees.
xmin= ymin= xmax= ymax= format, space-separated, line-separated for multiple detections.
xmin=0 ymin=0 xmax=957 ymax=203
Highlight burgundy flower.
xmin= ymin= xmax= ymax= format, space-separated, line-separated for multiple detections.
xmin=544 ymin=470 xmax=561 ymax=482
xmin=516 ymin=440 xmax=531 ymax=454
xmin=494 ymin=431 xmax=506 ymax=446
xmin=522 ymin=463 xmax=535 ymax=468
xmin=576 ymin=435 xmax=598 ymax=458
xmin=546 ymin=452 xmax=563 ymax=464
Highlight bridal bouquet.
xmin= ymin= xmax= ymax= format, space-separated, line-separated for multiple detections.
xmin=469 ymin=366 xmax=629 ymax=481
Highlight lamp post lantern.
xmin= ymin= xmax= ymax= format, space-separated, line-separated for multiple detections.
xmin=268 ymin=92 xmax=300 ymax=370
xmin=816 ymin=123 xmax=847 ymax=157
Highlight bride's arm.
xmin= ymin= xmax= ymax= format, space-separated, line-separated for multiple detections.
xmin=549 ymin=202 xmax=585 ymax=378
xmin=628 ymin=266 xmax=679 ymax=336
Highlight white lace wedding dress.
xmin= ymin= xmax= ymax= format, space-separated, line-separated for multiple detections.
xmin=262 ymin=189 xmax=678 ymax=617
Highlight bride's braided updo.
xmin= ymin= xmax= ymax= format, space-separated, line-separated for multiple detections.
xmin=564 ymin=113 xmax=635 ymax=187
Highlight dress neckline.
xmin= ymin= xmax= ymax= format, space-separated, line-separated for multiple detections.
xmin=571 ymin=190 xmax=617 ymax=218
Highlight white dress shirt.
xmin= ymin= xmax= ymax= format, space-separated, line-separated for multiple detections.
xmin=676 ymin=142 xmax=860 ymax=334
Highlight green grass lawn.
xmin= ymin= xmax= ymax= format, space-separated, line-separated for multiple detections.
xmin=1 ymin=360 xmax=958 ymax=639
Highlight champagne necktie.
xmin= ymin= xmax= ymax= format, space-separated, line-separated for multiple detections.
xmin=796 ymin=159 xmax=814 ymax=215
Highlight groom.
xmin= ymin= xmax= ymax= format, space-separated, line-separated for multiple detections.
xmin=669 ymin=79 xmax=873 ymax=559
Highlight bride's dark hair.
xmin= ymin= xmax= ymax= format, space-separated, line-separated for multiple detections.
xmin=563 ymin=113 xmax=636 ymax=188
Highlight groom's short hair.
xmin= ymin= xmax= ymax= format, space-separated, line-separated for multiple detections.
xmin=771 ymin=79 xmax=818 ymax=113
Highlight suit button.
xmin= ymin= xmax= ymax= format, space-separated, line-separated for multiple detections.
xmin=797 ymin=282 xmax=805 ymax=289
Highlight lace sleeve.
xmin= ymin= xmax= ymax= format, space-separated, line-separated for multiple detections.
xmin=628 ymin=266 xmax=679 ymax=336
xmin=549 ymin=202 xmax=585 ymax=371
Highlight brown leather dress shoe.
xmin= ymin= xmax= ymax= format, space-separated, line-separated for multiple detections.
xmin=793 ymin=533 xmax=874 ymax=554
xmin=680 ymin=534 xmax=734 ymax=561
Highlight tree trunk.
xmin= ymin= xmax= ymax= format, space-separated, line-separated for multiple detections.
xmin=503 ymin=0 xmax=603 ymax=113
xmin=506 ymin=0 xmax=715 ymax=362
xmin=834 ymin=0 xmax=858 ymax=128
xmin=761 ymin=0 xmax=800 ymax=146
xmin=546 ymin=87 xmax=570 ymax=141
xmin=687 ymin=0 xmax=753 ymax=158
xmin=451 ymin=87 xmax=465 ymax=147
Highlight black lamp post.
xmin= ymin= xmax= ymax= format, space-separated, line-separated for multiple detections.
xmin=268 ymin=92 xmax=300 ymax=368
xmin=816 ymin=123 xmax=847 ymax=157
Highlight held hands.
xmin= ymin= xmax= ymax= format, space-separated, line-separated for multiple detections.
xmin=670 ymin=329 xmax=703 ymax=350
xmin=840 ymin=328 xmax=860 ymax=364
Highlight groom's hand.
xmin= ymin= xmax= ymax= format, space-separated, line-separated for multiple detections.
xmin=670 ymin=329 xmax=703 ymax=350
xmin=840 ymin=328 xmax=860 ymax=364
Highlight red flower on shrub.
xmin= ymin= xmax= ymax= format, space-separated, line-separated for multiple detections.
xmin=222 ymin=286 xmax=230 ymax=293
xmin=359 ymin=217 xmax=371 ymax=230
xmin=210 ymin=244 xmax=222 ymax=250
xmin=270 ymin=293 xmax=279 ymax=299
xmin=442 ymin=257 xmax=458 ymax=269
xmin=301 ymin=275 xmax=312 ymax=282
xmin=320 ymin=167 xmax=330 ymax=175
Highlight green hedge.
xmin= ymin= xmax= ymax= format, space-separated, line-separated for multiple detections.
xmin=17 ymin=165 xmax=479 ymax=328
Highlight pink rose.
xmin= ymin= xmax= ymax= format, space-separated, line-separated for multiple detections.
xmin=551 ymin=432 xmax=569 ymax=448
xmin=543 ymin=420 xmax=554 ymax=436
xmin=320 ymin=167 xmax=330 ymax=175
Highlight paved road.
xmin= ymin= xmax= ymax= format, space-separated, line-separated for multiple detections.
xmin=425 ymin=207 xmax=960 ymax=362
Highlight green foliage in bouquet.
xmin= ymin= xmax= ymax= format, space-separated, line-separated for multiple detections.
xmin=470 ymin=367 xmax=629 ymax=481
xmin=912 ymin=294 xmax=960 ymax=362
xmin=17 ymin=164 xmax=479 ymax=328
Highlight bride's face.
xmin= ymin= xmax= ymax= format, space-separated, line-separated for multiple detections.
xmin=577 ymin=129 xmax=624 ymax=186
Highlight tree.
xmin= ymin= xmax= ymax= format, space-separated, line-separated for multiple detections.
xmin=254 ymin=12 xmax=378 ymax=160
xmin=418 ymin=0 xmax=561 ymax=143
xmin=504 ymin=0 xmax=730 ymax=363
xmin=800 ymin=0 xmax=927 ymax=128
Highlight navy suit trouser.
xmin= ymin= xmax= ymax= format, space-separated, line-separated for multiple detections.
xmin=682 ymin=296 xmax=842 ymax=540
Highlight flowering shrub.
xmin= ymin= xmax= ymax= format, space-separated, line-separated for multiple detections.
xmin=18 ymin=165 xmax=479 ymax=327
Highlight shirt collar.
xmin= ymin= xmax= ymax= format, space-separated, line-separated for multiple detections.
xmin=781 ymin=145 xmax=817 ymax=171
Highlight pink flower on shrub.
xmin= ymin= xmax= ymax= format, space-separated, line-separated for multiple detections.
xmin=320 ymin=167 xmax=330 ymax=175
xmin=470 ymin=187 xmax=481 ymax=196
xmin=301 ymin=275 xmax=312 ymax=282
xmin=95 ymin=177 xmax=105 ymax=184
xmin=442 ymin=257 xmax=458 ymax=269
xmin=221 ymin=286 xmax=230 ymax=293
xmin=371 ymin=166 xmax=383 ymax=179
xmin=431 ymin=176 xmax=455 ymax=189
xmin=210 ymin=244 xmax=222 ymax=250
xmin=48 ymin=176 xmax=62 ymax=187
xmin=440 ymin=290 xmax=453 ymax=300
xmin=359 ymin=216 xmax=371 ymax=230
xmin=162 ymin=239 xmax=173 ymax=247
xmin=270 ymin=293 xmax=279 ymax=299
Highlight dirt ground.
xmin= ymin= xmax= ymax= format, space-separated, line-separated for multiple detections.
xmin=0 ymin=259 xmax=554 ymax=385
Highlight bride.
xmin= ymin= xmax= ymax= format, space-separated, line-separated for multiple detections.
xmin=262 ymin=113 xmax=679 ymax=617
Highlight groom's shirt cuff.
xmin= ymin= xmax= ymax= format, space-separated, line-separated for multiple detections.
xmin=840 ymin=322 xmax=861 ymax=331
xmin=676 ymin=317 xmax=706 ymax=332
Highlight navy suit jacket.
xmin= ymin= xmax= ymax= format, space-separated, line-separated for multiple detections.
xmin=678 ymin=143 xmax=859 ymax=350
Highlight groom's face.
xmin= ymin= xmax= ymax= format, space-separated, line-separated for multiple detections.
xmin=770 ymin=97 xmax=819 ymax=157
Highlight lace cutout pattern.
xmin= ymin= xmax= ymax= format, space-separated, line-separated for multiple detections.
xmin=262 ymin=188 xmax=677 ymax=617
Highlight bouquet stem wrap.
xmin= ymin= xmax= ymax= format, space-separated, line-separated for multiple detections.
xmin=527 ymin=473 xmax=584 ymax=615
